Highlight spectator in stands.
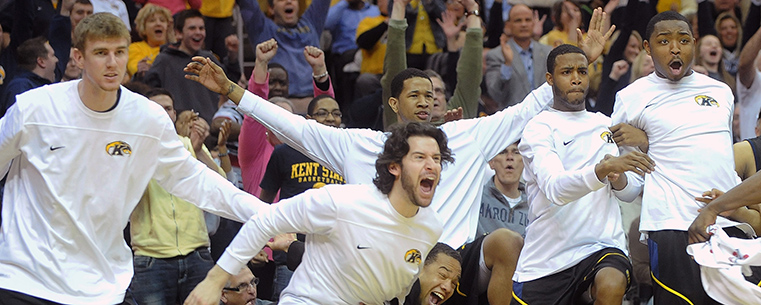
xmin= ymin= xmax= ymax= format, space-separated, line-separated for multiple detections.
xmin=539 ymin=0 xmax=582 ymax=47
xmin=48 ymin=0 xmax=93 ymax=82
xmin=395 ymin=0 xmax=446 ymax=70
xmin=129 ymin=88 xmax=226 ymax=305
xmin=694 ymin=34 xmax=735 ymax=93
xmin=61 ymin=47 xmax=83 ymax=81
xmin=485 ymin=4 xmax=553 ymax=109
xmin=477 ymin=142 xmax=529 ymax=238
xmin=0 ymin=0 xmax=40 ymax=95
xmin=238 ymin=0 xmax=330 ymax=113
xmin=135 ymin=0 xmax=201 ymax=15
xmin=145 ymin=9 xmax=237 ymax=127
xmin=0 ymin=37 xmax=57 ymax=117
xmin=201 ymin=0 xmax=238 ymax=59
xmin=737 ymin=26 xmax=761 ymax=141
xmin=90 ymin=0 xmax=131 ymax=30
xmin=381 ymin=0 xmax=482 ymax=128
xmin=128 ymin=4 xmax=174 ymax=79
xmin=221 ymin=265 xmax=272 ymax=305
xmin=354 ymin=0 xmax=390 ymax=100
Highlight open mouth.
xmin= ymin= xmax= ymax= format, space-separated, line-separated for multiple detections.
xmin=709 ymin=50 xmax=718 ymax=56
xmin=285 ymin=8 xmax=295 ymax=14
xmin=669 ymin=60 xmax=683 ymax=75
xmin=154 ymin=29 xmax=164 ymax=35
xmin=416 ymin=111 xmax=430 ymax=121
xmin=428 ymin=291 xmax=444 ymax=305
xmin=420 ymin=177 xmax=435 ymax=193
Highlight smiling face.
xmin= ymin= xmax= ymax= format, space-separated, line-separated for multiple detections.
xmin=418 ymin=253 xmax=461 ymax=305
xmin=74 ymin=37 xmax=129 ymax=93
xmin=143 ymin=12 xmax=170 ymax=47
xmin=644 ymin=19 xmax=695 ymax=82
xmin=548 ymin=52 xmax=588 ymax=111
xmin=269 ymin=0 xmax=300 ymax=27
xmin=307 ymin=97 xmax=342 ymax=127
xmin=177 ymin=16 xmax=205 ymax=55
xmin=718 ymin=18 xmax=738 ymax=48
xmin=698 ymin=35 xmax=722 ymax=65
xmin=390 ymin=136 xmax=442 ymax=209
xmin=624 ymin=34 xmax=641 ymax=63
xmin=390 ymin=77 xmax=435 ymax=123
xmin=489 ymin=143 xmax=523 ymax=187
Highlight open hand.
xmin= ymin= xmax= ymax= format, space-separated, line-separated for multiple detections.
xmin=578 ymin=7 xmax=615 ymax=63
xmin=184 ymin=57 xmax=231 ymax=95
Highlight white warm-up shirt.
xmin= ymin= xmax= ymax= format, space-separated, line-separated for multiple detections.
xmin=217 ymin=184 xmax=443 ymax=305
xmin=0 ymin=81 xmax=263 ymax=305
xmin=235 ymin=84 xmax=553 ymax=247
xmin=612 ymin=72 xmax=742 ymax=232
xmin=737 ymin=70 xmax=761 ymax=140
xmin=514 ymin=109 xmax=640 ymax=282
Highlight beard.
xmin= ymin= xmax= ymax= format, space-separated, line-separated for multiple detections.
xmin=401 ymin=165 xmax=426 ymax=208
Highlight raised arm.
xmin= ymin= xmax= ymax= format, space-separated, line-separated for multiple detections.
xmin=382 ymin=0 xmax=411 ymax=129
xmin=304 ymin=46 xmax=335 ymax=97
xmin=738 ymin=26 xmax=761 ymax=90
xmin=445 ymin=0 xmax=483 ymax=119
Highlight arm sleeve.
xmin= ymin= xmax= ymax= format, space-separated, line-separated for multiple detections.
xmin=357 ymin=20 xmax=388 ymax=50
xmin=382 ymin=18 xmax=408 ymax=129
xmin=613 ymin=171 xmax=644 ymax=203
xmin=519 ymin=122 xmax=608 ymax=205
xmin=301 ymin=0 xmax=333 ymax=33
xmin=0 ymin=102 xmax=23 ymax=171
xmin=611 ymin=91 xmax=645 ymax=156
xmin=216 ymin=187 xmax=338 ymax=274
xmin=153 ymin=118 xmax=266 ymax=223
xmin=239 ymin=0 xmax=267 ymax=42
xmin=444 ymin=82 xmax=553 ymax=161
xmin=447 ymin=27 xmax=483 ymax=119
xmin=236 ymin=90 xmax=367 ymax=176
xmin=248 ymin=72 xmax=270 ymax=99
xmin=286 ymin=240 xmax=306 ymax=271
xmin=313 ymin=75 xmax=335 ymax=97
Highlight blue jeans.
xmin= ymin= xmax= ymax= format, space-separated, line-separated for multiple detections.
xmin=271 ymin=264 xmax=294 ymax=301
xmin=130 ymin=248 xmax=214 ymax=305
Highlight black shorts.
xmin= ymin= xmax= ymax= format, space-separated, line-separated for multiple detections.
xmin=446 ymin=234 xmax=488 ymax=305
xmin=511 ymin=247 xmax=632 ymax=305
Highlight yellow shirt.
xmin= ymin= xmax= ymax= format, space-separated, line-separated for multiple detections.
xmin=130 ymin=136 xmax=226 ymax=258
xmin=356 ymin=15 xmax=387 ymax=74
xmin=407 ymin=0 xmax=441 ymax=55
xmin=127 ymin=41 xmax=161 ymax=78
xmin=200 ymin=0 xmax=235 ymax=18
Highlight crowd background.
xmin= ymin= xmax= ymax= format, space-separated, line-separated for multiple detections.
xmin=0 ymin=0 xmax=760 ymax=304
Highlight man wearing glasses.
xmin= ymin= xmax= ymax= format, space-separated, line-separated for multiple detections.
xmin=221 ymin=266 xmax=270 ymax=305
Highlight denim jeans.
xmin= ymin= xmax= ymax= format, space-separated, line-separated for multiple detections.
xmin=129 ymin=248 xmax=214 ymax=305
xmin=271 ymin=264 xmax=294 ymax=301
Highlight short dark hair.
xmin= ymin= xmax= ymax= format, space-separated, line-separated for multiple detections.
xmin=390 ymin=68 xmax=432 ymax=99
xmin=17 ymin=37 xmax=50 ymax=71
xmin=173 ymin=9 xmax=204 ymax=32
xmin=307 ymin=94 xmax=335 ymax=115
xmin=145 ymin=88 xmax=174 ymax=101
xmin=546 ymin=44 xmax=586 ymax=74
xmin=373 ymin=122 xmax=454 ymax=194
xmin=74 ymin=0 xmax=92 ymax=6
xmin=424 ymin=243 xmax=462 ymax=267
xmin=123 ymin=81 xmax=153 ymax=96
xmin=645 ymin=11 xmax=692 ymax=42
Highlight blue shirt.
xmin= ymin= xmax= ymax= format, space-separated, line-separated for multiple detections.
xmin=500 ymin=40 xmax=535 ymax=87
xmin=325 ymin=1 xmax=380 ymax=54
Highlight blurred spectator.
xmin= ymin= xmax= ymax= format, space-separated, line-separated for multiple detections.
xmin=90 ymin=0 xmax=132 ymax=30
xmin=0 ymin=37 xmax=58 ymax=117
xmin=201 ymin=0 xmax=237 ymax=59
xmin=0 ymin=0 xmax=56 ymax=39
xmin=135 ymin=0 xmax=202 ymax=15
xmin=61 ymin=47 xmax=83 ymax=81
xmin=394 ymin=0 xmax=446 ymax=70
xmin=128 ymin=4 xmax=174 ymax=79
xmin=354 ymin=0 xmax=390 ymax=100
xmin=48 ymin=0 xmax=93 ymax=82
xmin=0 ymin=0 xmax=39 ymax=95
xmin=485 ymin=4 xmax=552 ymax=109
xmin=539 ymin=0 xmax=582 ymax=47
xmin=694 ymin=34 xmax=736 ymax=93
xmin=737 ymin=23 xmax=761 ymax=140
xmin=238 ymin=0 xmax=330 ymax=111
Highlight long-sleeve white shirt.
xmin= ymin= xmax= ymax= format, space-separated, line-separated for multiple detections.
xmin=217 ymin=184 xmax=442 ymax=305
xmin=612 ymin=72 xmax=743 ymax=232
xmin=235 ymin=84 xmax=553 ymax=247
xmin=0 ymin=81 xmax=265 ymax=305
xmin=514 ymin=109 xmax=640 ymax=282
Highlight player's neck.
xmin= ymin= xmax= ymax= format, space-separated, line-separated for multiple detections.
xmin=78 ymin=80 xmax=119 ymax=112
xmin=388 ymin=187 xmax=420 ymax=218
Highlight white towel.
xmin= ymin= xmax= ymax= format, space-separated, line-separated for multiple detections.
xmin=686 ymin=225 xmax=761 ymax=305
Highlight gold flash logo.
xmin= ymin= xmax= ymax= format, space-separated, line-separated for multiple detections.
xmin=694 ymin=95 xmax=719 ymax=107
xmin=405 ymin=249 xmax=422 ymax=265
xmin=106 ymin=141 xmax=132 ymax=156
xmin=600 ymin=131 xmax=614 ymax=144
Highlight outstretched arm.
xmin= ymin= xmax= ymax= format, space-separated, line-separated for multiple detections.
xmin=689 ymin=172 xmax=761 ymax=243
xmin=445 ymin=0 xmax=482 ymax=119
xmin=382 ymin=0 xmax=412 ymax=129
xmin=738 ymin=27 xmax=761 ymax=90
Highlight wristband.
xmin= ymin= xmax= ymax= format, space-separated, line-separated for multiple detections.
xmin=312 ymin=71 xmax=329 ymax=79
xmin=218 ymin=151 xmax=229 ymax=157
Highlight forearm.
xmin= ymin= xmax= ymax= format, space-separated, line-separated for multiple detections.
xmin=448 ymin=26 xmax=483 ymax=119
xmin=704 ymin=172 xmax=761 ymax=215
xmin=382 ymin=17 xmax=408 ymax=128
xmin=357 ymin=22 xmax=388 ymax=50
xmin=738 ymin=28 xmax=761 ymax=89
xmin=727 ymin=207 xmax=761 ymax=234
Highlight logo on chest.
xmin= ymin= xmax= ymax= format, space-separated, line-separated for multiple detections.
xmin=106 ymin=141 xmax=132 ymax=156
xmin=600 ymin=131 xmax=614 ymax=144
xmin=694 ymin=95 xmax=719 ymax=107
xmin=405 ymin=249 xmax=422 ymax=265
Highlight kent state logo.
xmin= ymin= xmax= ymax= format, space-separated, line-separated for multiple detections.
xmin=600 ymin=131 xmax=614 ymax=144
xmin=405 ymin=249 xmax=422 ymax=265
xmin=106 ymin=141 xmax=132 ymax=156
xmin=694 ymin=95 xmax=719 ymax=107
